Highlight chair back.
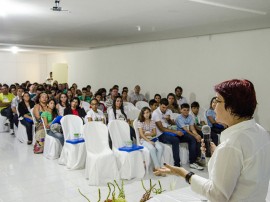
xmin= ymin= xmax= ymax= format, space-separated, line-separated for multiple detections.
xmin=127 ymin=108 xmax=140 ymax=121
xmin=81 ymin=101 xmax=90 ymax=112
xmin=60 ymin=115 xmax=83 ymax=140
xmin=123 ymin=102 xmax=136 ymax=111
xmin=108 ymin=120 xmax=130 ymax=148
xmin=135 ymin=101 xmax=149 ymax=110
xmin=171 ymin=113 xmax=180 ymax=121
xmin=83 ymin=122 xmax=110 ymax=154
xmin=133 ymin=118 xmax=141 ymax=145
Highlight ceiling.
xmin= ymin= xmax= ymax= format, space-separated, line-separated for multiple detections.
xmin=1 ymin=0 xmax=270 ymax=53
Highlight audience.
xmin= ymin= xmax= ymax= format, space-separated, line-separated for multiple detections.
xmin=11 ymin=87 xmax=24 ymax=128
xmin=130 ymin=85 xmax=147 ymax=105
xmin=154 ymin=94 xmax=161 ymax=106
xmin=167 ymin=93 xmax=180 ymax=113
xmin=64 ymin=97 xmax=86 ymax=121
xmin=56 ymin=93 xmax=69 ymax=116
xmin=149 ymin=99 xmax=158 ymax=112
xmin=105 ymin=87 xmax=118 ymax=108
xmin=86 ymin=98 xmax=105 ymax=124
xmin=175 ymin=86 xmax=188 ymax=106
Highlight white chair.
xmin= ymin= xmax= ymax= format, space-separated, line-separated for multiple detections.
xmin=59 ymin=115 xmax=86 ymax=169
xmin=42 ymin=118 xmax=63 ymax=160
xmin=0 ymin=114 xmax=9 ymax=132
xmin=135 ymin=101 xmax=149 ymax=110
xmin=15 ymin=107 xmax=29 ymax=143
xmin=123 ymin=102 xmax=136 ymax=111
xmin=126 ymin=108 xmax=140 ymax=121
xmin=108 ymin=120 xmax=145 ymax=180
xmin=171 ymin=113 xmax=180 ymax=121
xmin=81 ymin=101 xmax=90 ymax=113
xmin=83 ymin=122 xmax=119 ymax=185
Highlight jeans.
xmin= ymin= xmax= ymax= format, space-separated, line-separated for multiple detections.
xmin=142 ymin=140 xmax=164 ymax=168
xmin=47 ymin=130 xmax=64 ymax=146
xmin=159 ymin=133 xmax=181 ymax=167
xmin=20 ymin=119 xmax=33 ymax=141
xmin=178 ymin=134 xmax=197 ymax=164
xmin=1 ymin=106 xmax=14 ymax=129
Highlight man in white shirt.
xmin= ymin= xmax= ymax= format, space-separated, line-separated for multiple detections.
xmin=175 ymin=86 xmax=188 ymax=106
xmin=130 ymin=85 xmax=147 ymax=105
xmin=152 ymin=98 xmax=183 ymax=167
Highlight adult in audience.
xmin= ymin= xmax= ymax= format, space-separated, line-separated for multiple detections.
xmin=64 ymin=97 xmax=86 ymax=121
xmin=149 ymin=99 xmax=158 ymax=112
xmin=152 ymin=98 xmax=183 ymax=167
xmin=105 ymin=87 xmax=118 ymax=108
xmin=18 ymin=92 xmax=35 ymax=144
xmin=86 ymin=98 xmax=105 ymax=124
xmin=11 ymin=87 xmax=24 ymax=128
xmin=130 ymin=85 xmax=147 ymax=105
xmin=175 ymin=86 xmax=188 ymax=106
xmin=0 ymin=84 xmax=15 ymax=135
xmin=28 ymin=84 xmax=36 ymax=99
xmin=175 ymin=103 xmax=203 ymax=170
xmin=137 ymin=107 xmax=165 ymax=176
xmin=56 ymin=93 xmax=69 ymax=116
xmin=66 ymin=89 xmax=73 ymax=103
xmin=206 ymin=97 xmax=226 ymax=140
xmin=42 ymin=99 xmax=64 ymax=146
xmin=9 ymin=85 xmax=17 ymax=96
xmin=154 ymin=94 xmax=161 ymax=106
xmin=167 ymin=93 xmax=180 ymax=113
xmin=108 ymin=96 xmax=136 ymax=141
xmin=156 ymin=79 xmax=270 ymax=202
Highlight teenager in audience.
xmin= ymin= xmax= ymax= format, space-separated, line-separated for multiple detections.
xmin=94 ymin=92 xmax=107 ymax=113
xmin=64 ymin=97 xmax=86 ymax=121
xmin=66 ymin=89 xmax=73 ymax=103
xmin=56 ymin=93 xmax=69 ymax=116
xmin=78 ymin=87 xmax=91 ymax=103
xmin=167 ymin=93 xmax=180 ymax=113
xmin=0 ymin=84 xmax=15 ymax=135
xmin=86 ymin=98 xmax=105 ymax=124
xmin=206 ymin=97 xmax=226 ymax=142
xmin=190 ymin=101 xmax=206 ymax=133
xmin=105 ymin=87 xmax=118 ymax=108
xmin=41 ymin=99 xmax=64 ymax=146
xmin=149 ymin=99 xmax=158 ymax=112
xmin=9 ymin=85 xmax=17 ymax=96
xmin=121 ymin=90 xmax=129 ymax=102
xmin=108 ymin=96 xmax=136 ymax=141
xmin=175 ymin=86 xmax=188 ymax=106
xmin=175 ymin=103 xmax=203 ymax=170
xmin=152 ymin=98 xmax=183 ymax=167
xmin=130 ymin=85 xmax=147 ymax=105
xmin=18 ymin=92 xmax=35 ymax=145
xmin=137 ymin=107 xmax=165 ymax=176
xmin=154 ymin=94 xmax=161 ymax=106
xmin=72 ymin=83 xmax=78 ymax=91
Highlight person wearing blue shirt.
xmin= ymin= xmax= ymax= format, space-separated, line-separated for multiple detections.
xmin=176 ymin=103 xmax=203 ymax=170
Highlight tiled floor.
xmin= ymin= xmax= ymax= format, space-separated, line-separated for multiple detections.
xmin=0 ymin=131 xmax=209 ymax=202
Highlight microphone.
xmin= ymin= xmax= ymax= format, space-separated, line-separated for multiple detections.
xmin=202 ymin=125 xmax=211 ymax=157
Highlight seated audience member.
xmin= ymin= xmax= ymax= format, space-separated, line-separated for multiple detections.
xmin=41 ymin=99 xmax=64 ymax=146
xmin=122 ymin=87 xmax=131 ymax=101
xmin=130 ymin=85 xmax=147 ymax=105
xmin=137 ymin=107 xmax=165 ymax=176
xmin=152 ymin=98 xmax=183 ymax=167
xmin=206 ymin=97 xmax=226 ymax=141
xmin=0 ymin=84 xmax=15 ymax=135
xmin=32 ymin=85 xmax=44 ymax=102
xmin=190 ymin=101 xmax=206 ymax=133
xmin=11 ymin=87 xmax=24 ymax=128
xmin=86 ymin=98 xmax=105 ymax=124
xmin=18 ymin=92 xmax=35 ymax=145
xmin=175 ymin=86 xmax=188 ymax=106
xmin=9 ymin=85 xmax=17 ymax=96
xmin=64 ymin=97 xmax=86 ymax=121
xmin=105 ymin=87 xmax=118 ymax=108
xmin=86 ymin=85 xmax=92 ymax=93
xmin=33 ymin=92 xmax=49 ymax=154
xmin=66 ymin=89 xmax=73 ymax=103
xmin=121 ymin=90 xmax=130 ymax=102
xmin=94 ymin=92 xmax=107 ymax=113
xmin=154 ymin=94 xmax=161 ymax=106
xmin=175 ymin=103 xmax=203 ymax=170
xmin=97 ymin=88 xmax=107 ymax=102
xmin=78 ymin=87 xmax=91 ymax=103
xmin=75 ymin=89 xmax=82 ymax=97
xmin=167 ymin=93 xmax=180 ymax=113
xmin=108 ymin=96 xmax=136 ymax=141
xmin=56 ymin=93 xmax=69 ymax=116
xmin=72 ymin=83 xmax=78 ymax=91
xmin=149 ymin=99 xmax=158 ymax=112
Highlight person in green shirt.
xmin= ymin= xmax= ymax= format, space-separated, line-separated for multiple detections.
xmin=0 ymin=84 xmax=15 ymax=135
xmin=41 ymin=99 xmax=64 ymax=146
xmin=78 ymin=87 xmax=91 ymax=103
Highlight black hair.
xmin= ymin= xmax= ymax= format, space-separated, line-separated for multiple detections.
xmin=175 ymin=86 xmax=183 ymax=92
xmin=167 ymin=93 xmax=179 ymax=109
xmin=180 ymin=103 xmax=190 ymax=109
xmin=112 ymin=96 xmax=127 ymax=120
xmin=160 ymin=98 xmax=169 ymax=106
xmin=138 ymin=107 xmax=151 ymax=122
xmin=149 ymin=99 xmax=157 ymax=106
xmin=191 ymin=101 xmax=200 ymax=108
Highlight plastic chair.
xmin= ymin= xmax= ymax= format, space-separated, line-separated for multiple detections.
xmin=42 ymin=118 xmax=63 ymax=160
xmin=59 ymin=115 xmax=86 ymax=169
xmin=135 ymin=101 xmax=149 ymax=110
xmin=83 ymin=122 xmax=119 ymax=185
xmin=108 ymin=120 xmax=145 ymax=180
xmin=81 ymin=101 xmax=90 ymax=113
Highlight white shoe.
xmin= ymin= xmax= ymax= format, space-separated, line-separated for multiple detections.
xmin=190 ymin=163 xmax=204 ymax=170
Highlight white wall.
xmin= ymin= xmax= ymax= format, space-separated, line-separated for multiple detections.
xmin=0 ymin=52 xmax=47 ymax=84
xmin=47 ymin=28 xmax=270 ymax=130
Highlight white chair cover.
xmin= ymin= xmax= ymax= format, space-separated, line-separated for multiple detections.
xmin=15 ymin=107 xmax=29 ymax=144
xmin=42 ymin=118 xmax=63 ymax=160
xmin=135 ymin=101 xmax=149 ymax=110
xmin=126 ymin=108 xmax=140 ymax=121
xmin=133 ymin=119 xmax=152 ymax=176
xmin=163 ymin=143 xmax=189 ymax=165
xmin=83 ymin=122 xmax=119 ymax=185
xmin=59 ymin=115 xmax=86 ymax=169
xmin=0 ymin=114 xmax=9 ymax=132
xmin=171 ymin=113 xmax=180 ymax=121
xmin=123 ymin=102 xmax=136 ymax=111
xmin=81 ymin=101 xmax=90 ymax=113
xmin=266 ymin=181 xmax=270 ymax=202
xmin=108 ymin=120 xmax=145 ymax=180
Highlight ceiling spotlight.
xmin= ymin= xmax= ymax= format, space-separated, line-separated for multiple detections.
xmin=137 ymin=26 xmax=141 ymax=31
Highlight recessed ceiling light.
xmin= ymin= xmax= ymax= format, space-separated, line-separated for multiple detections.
xmin=137 ymin=26 xmax=141 ymax=31
xmin=11 ymin=46 xmax=19 ymax=54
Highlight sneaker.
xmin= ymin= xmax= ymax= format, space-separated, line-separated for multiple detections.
xmin=196 ymin=159 xmax=206 ymax=167
xmin=190 ymin=163 xmax=204 ymax=170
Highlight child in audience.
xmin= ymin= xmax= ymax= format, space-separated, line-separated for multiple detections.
xmin=42 ymin=99 xmax=64 ymax=146
xmin=149 ymin=99 xmax=158 ymax=112
xmin=137 ymin=107 xmax=165 ymax=176
xmin=86 ymin=98 xmax=105 ymax=124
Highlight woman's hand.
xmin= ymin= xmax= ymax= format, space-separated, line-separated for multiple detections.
xmin=154 ymin=163 xmax=189 ymax=178
xmin=201 ymin=139 xmax=216 ymax=155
